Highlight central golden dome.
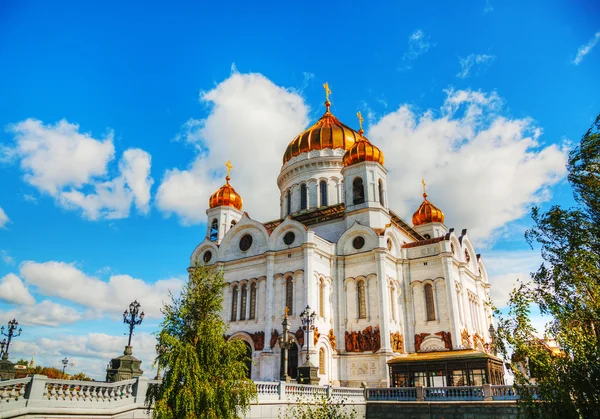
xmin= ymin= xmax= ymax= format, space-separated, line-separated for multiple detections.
xmin=282 ymin=102 xmax=361 ymax=165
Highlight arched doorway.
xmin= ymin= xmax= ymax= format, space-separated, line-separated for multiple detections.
xmin=281 ymin=342 xmax=299 ymax=379
xmin=243 ymin=341 xmax=252 ymax=379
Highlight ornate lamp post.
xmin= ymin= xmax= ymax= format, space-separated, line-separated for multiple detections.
xmin=106 ymin=301 xmax=145 ymax=382
xmin=278 ymin=307 xmax=296 ymax=382
xmin=1 ymin=319 xmax=22 ymax=360
xmin=124 ymin=300 xmax=145 ymax=347
xmin=297 ymin=305 xmax=319 ymax=384
xmin=488 ymin=323 xmax=497 ymax=355
xmin=61 ymin=357 xmax=69 ymax=375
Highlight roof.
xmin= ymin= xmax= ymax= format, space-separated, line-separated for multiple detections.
xmin=263 ymin=204 xmax=346 ymax=234
xmin=402 ymin=235 xmax=447 ymax=249
xmin=388 ymin=349 xmax=502 ymax=364
xmin=389 ymin=210 xmax=424 ymax=241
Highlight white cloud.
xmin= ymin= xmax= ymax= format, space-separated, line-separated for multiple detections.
xmin=402 ymin=29 xmax=432 ymax=69
xmin=0 ymin=273 xmax=35 ymax=304
xmin=6 ymin=119 xmax=115 ymax=194
xmin=20 ymin=261 xmax=184 ymax=318
xmin=1 ymin=250 xmax=15 ymax=265
xmin=0 ymin=206 xmax=9 ymax=228
xmin=368 ymin=88 xmax=567 ymax=243
xmin=572 ymin=32 xmax=600 ymax=65
xmin=484 ymin=0 xmax=494 ymax=13
xmin=457 ymin=54 xmax=495 ymax=78
xmin=0 ymin=299 xmax=82 ymax=327
xmin=156 ymin=70 xmax=309 ymax=224
xmin=4 ymin=119 xmax=153 ymax=220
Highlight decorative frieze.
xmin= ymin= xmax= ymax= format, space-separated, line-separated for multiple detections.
xmin=344 ymin=326 xmax=381 ymax=353
xmin=328 ymin=329 xmax=337 ymax=351
xmin=434 ymin=331 xmax=452 ymax=350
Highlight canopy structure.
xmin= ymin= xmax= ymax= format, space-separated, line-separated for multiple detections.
xmin=387 ymin=349 xmax=505 ymax=387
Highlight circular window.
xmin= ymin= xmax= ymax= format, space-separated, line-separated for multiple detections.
xmin=283 ymin=231 xmax=295 ymax=245
xmin=239 ymin=234 xmax=253 ymax=251
xmin=387 ymin=238 xmax=393 ymax=251
xmin=352 ymin=236 xmax=365 ymax=250
xmin=424 ymin=234 xmax=431 ymax=240
xmin=203 ymin=251 xmax=212 ymax=263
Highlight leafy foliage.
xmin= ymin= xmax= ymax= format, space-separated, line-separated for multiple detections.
xmin=496 ymin=114 xmax=600 ymax=418
xmin=146 ymin=262 xmax=256 ymax=419
xmin=279 ymin=394 xmax=360 ymax=419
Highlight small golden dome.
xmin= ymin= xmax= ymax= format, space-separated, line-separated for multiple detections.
xmin=282 ymin=102 xmax=361 ymax=165
xmin=209 ymin=175 xmax=243 ymax=211
xmin=412 ymin=192 xmax=445 ymax=226
xmin=343 ymin=135 xmax=385 ymax=167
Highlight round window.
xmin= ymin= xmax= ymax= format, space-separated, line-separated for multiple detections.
xmin=203 ymin=251 xmax=212 ymax=263
xmin=387 ymin=238 xmax=393 ymax=251
xmin=352 ymin=236 xmax=365 ymax=250
xmin=283 ymin=231 xmax=295 ymax=245
xmin=239 ymin=234 xmax=253 ymax=251
xmin=424 ymin=234 xmax=431 ymax=240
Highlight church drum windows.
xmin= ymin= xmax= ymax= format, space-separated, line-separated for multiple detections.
xmin=285 ymin=277 xmax=294 ymax=314
xmin=378 ymin=179 xmax=385 ymax=206
xmin=319 ymin=180 xmax=328 ymax=207
xmin=353 ymin=177 xmax=365 ymax=205
xmin=286 ymin=190 xmax=291 ymax=215
xmin=210 ymin=219 xmax=218 ymax=241
xmin=424 ymin=283 xmax=436 ymax=321
xmin=240 ymin=284 xmax=247 ymax=321
xmin=300 ymin=184 xmax=308 ymax=210
xmin=357 ymin=280 xmax=367 ymax=319
xmin=249 ymin=282 xmax=257 ymax=320
xmin=231 ymin=285 xmax=238 ymax=321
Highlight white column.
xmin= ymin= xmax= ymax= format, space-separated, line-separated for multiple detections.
xmin=376 ymin=250 xmax=392 ymax=352
xmin=442 ymin=258 xmax=461 ymax=349
xmin=263 ymin=254 xmax=275 ymax=351
xmin=303 ymin=242 xmax=317 ymax=310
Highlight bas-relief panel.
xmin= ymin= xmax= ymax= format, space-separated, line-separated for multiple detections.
xmin=349 ymin=360 xmax=378 ymax=377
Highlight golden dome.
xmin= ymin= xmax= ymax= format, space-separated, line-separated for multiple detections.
xmin=343 ymin=133 xmax=385 ymax=167
xmin=412 ymin=192 xmax=445 ymax=226
xmin=209 ymin=166 xmax=243 ymax=211
xmin=282 ymin=102 xmax=361 ymax=165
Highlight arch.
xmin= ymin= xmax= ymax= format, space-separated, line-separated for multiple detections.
xmin=378 ymin=179 xmax=385 ymax=206
xmin=300 ymin=183 xmax=308 ymax=210
xmin=249 ymin=282 xmax=257 ymax=320
xmin=424 ymin=283 xmax=436 ymax=321
xmin=352 ymin=177 xmax=365 ymax=205
xmin=285 ymin=276 xmax=294 ymax=314
xmin=217 ymin=215 xmax=270 ymax=261
xmin=231 ymin=285 xmax=238 ymax=321
xmin=319 ymin=180 xmax=328 ymax=207
xmin=357 ymin=280 xmax=367 ymax=319
xmin=210 ymin=219 xmax=219 ymax=242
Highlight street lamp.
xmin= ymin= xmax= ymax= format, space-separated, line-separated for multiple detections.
xmin=277 ymin=307 xmax=296 ymax=382
xmin=299 ymin=305 xmax=316 ymax=362
xmin=61 ymin=357 xmax=69 ymax=375
xmin=1 ymin=319 xmax=22 ymax=360
xmin=123 ymin=300 xmax=145 ymax=347
xmin=488 ymin=323 xmax=497 ymax=355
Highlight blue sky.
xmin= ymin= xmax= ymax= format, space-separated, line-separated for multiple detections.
xmin=0 ymin=1 xmax=598 ymax=378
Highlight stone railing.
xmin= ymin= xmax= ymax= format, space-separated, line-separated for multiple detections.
xmin=366 ymin=387 xmax=417 ymax=401
xmin=0 ymin=377 xmax=31 ymax=411
xmin=366 ymin=384 xmax=536 ymax=402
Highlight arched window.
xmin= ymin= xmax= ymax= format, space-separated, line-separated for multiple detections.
xmin=319 ymin=280 xmax=325 ymax=317
xmin=249 ymin=282 xmax=257 ymax=320
xmin=353 ymin=177 xmax=365 ymax=205
xmin=424 ymin=283 xmax=436 ymax=321
xmin=319 ymin=180 xmax=328 ymax=207
xmin=300 ymin=184 xmax=308 ymax=210
xmin=319 ymin=347 xmax=325 ymax=373
xmin=357 ymin=280 xmax=367 ymax=319
xmin=378 ymin=179 xmax=385 ymax=206
xmin=286 ymin=190 xmax=291 ymax=215
xmin=285 ymin=277 xmax=294 ymax=314
xmin=390 ymin=286 xmax=396 ymax=321
xmin=210 ymin=219 xmax=219 ymax=241
xmin=231 ymin=285 xmax=238 ymax=321
xmin=240 ymin=284 xmax=247 ymax=321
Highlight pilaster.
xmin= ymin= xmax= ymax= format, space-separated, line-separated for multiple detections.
xmin=442 ymin=258 xmax=462 ymax=349
xmin=376 ymin=250 xmax=392 ymax=352
xmin=263 ymin=253 xmax=275 ymax=352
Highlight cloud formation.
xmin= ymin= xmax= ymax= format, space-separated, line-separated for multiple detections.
xmin=4 ymin=119 xmax=153 ymax=220
xmin=368 ymin=88 xmax=567 ymax=243
xmin=0 ymin=273 xmax=35 ymax=305
xmin=156 ymin=70 xmax=309 ymax=224
xmin=0 ymin=206 xmax=9 ymax=228
xmin=19 ymin=261 xmax=183 ymax=318
xmin=1 ymin=299 xmax=83 ymax=327
xmin=572 ymin=32 xmax=600 ymax=65
xmin=402 ymin=29 xmax=432 ymax=69
xmin=457 ymin=54 xmax=495 ymax=78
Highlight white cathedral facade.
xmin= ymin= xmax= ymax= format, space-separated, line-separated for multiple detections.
xmin=190 ymin=92 xmax=496 ymax=387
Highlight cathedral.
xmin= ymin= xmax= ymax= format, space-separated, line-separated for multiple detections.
xmin=190 ymin=85 xmax=503 ymax=387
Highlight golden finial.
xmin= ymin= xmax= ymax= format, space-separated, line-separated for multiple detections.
xmin=357 ymin=111 xmax=364 ymax=135
xmin=323 ymin=82 xmax=331 ymax=112
xmin=421 ymin=178 xmax=427 ymax=198
xmin=284 ymin=306 xmax=289 ymax=318
xmin=225 ymin=160 xmax=233 ymax=182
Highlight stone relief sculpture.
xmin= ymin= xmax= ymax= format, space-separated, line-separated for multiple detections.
xmin=344 ymin=326 xmax=381 ymax=353
xmin=390 ymin=331 xmax=405 ymax=353
xmin=435 ymin=331 xmax=452 ymax=350
xmin=270 ymin=329 xmax=279 ymax=349
xmin=414 ymin=333 xmax=430 ymax=352
xmin=295 ymin=327 xmax=304 ymax=347
xmin=328 ymin=329 xmax=337 ymax=351
xmin=252 ymin=331 xmax=265 ymax=351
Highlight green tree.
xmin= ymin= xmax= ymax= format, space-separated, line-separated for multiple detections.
xmin=496 ymin=114 xmax=600 ymax=418
xmin=146 ymin=262 xmax=256 ymax=419
xmin=279 ymin=394 xmax=360 ymax=419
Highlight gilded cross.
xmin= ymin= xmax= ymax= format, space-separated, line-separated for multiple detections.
xmin=225 ymin=160 xmax=233 ymax=178
xmin=421 ymin=178 xmax=427 ymax=195
xmin=284 ymin=306 xmax=289 ymax=317
xmin=357 ymin=111 xmax=364 ymax=132
xmin=323 ymin=82 xmax=331 ymax=102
